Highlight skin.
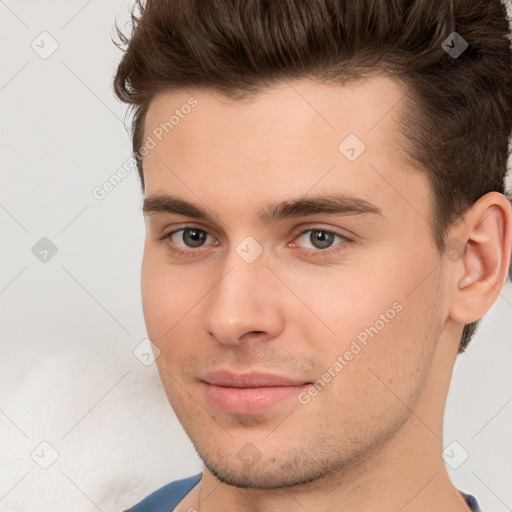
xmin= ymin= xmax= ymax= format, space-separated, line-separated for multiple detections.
xmin=140 ymin=76 xmax=512 ymax=512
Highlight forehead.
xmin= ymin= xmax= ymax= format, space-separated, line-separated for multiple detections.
xmin=141 ymin=76 xmax=426 ymax=223
xmin=143 ymin=75 xmax=410 ymax=162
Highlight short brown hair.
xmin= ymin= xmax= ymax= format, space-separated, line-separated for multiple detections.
xmin=113 ymin=0 xmax=512 ymax=352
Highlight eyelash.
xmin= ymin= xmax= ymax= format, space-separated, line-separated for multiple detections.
xmin=159 ymin=225 xmax=353 ymax=260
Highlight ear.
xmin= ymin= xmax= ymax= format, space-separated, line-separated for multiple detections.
xmin=447 ymin=191 xmax=512 ymax=325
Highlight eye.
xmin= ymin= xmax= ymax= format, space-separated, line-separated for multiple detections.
xmin=177 ymin=228 xmax=209 ymax=247
xmin=159 ymin=225 xmax=351 ymax=260
xmin=162 ymin=227 xmax=217 ymax=253
xmin=292 ymin=228 xmax=350 ymax=253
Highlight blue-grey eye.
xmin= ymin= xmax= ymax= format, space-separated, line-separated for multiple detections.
xmin=172 ymin=228 xmax=208 ymax=248
xmin=297 ymin=229 xmax=343 ymax=250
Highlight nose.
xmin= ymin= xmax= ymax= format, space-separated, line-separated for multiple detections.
xmin=203 ymin=248 xmax=284 ymax=346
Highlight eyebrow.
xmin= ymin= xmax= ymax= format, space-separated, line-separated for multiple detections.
xmin=142 ymin=192 xmax=383 ymax=224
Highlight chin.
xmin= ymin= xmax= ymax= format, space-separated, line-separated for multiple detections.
xmin=195 ymin=444 xmax=351 ymax=490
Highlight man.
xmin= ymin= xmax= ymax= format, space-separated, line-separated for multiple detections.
xmin=113 ymin=0 xmax=512 ymax=510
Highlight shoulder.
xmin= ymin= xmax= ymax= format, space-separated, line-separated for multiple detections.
xmin=461 ymin=492 xmax=483 ymax=512
xmin=124 ymin=473 xmax=202 ymax=512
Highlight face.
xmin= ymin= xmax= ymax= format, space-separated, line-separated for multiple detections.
xmin=140 ymin=76 xmax=447 ymax=488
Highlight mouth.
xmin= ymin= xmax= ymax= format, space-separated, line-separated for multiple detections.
xmin=200 ymin=370 xmax=312 ymax=415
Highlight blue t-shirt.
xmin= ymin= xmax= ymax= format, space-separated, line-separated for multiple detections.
xmin=124 ymin=473 xmax=482 ymax=511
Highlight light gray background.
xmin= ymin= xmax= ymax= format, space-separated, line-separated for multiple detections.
xmin=1 ymin=1 xmax=511 ymax=511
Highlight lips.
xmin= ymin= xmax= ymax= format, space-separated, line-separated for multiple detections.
xmin=201 ymin=370 xmax=311 ymax=415
xmin=203 ymin=370 xmax=309 ymax=388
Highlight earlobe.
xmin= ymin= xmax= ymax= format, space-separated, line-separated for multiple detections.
xmin=449 ymin=192 xmax=512 ymax=324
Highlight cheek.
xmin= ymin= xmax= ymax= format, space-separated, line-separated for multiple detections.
xmin=311 ymin=241 xmax=440 ymax=346
xmin=288 ymin=247 xmax=443 ymax=397
xmin=141 ymin=248 xmax=205 ymax=342
xmin=140 ymin=248 xmax=220 ymax=398
xmin=141 ymin=252 xmax=202 ymax=409
xmin=293 ymin=293 xmax=442 ymax=445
